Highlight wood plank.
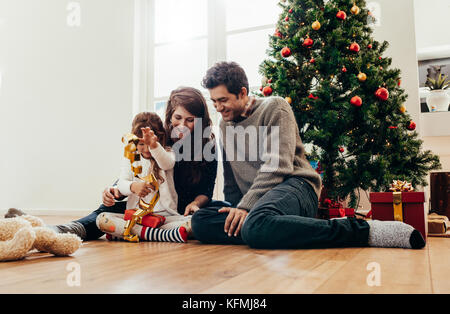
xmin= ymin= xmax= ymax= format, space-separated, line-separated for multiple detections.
xmin=201 ymin=248 xmax=362 ymax=294
xmin=313 ymin=245 xmax=432 ymax=293
xmin=0 ymin=215 xmax=447 ymax=293
xmin=428 ymin=237 xmax=450 ymax=293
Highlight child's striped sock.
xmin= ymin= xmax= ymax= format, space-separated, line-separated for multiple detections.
xmin=140 ymin=226 xmax=188 ymax=243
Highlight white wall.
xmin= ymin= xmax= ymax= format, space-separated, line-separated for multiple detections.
xmin=0 ymin=0 xmax=135 ymax=214
xmin=414 ymin=0 xmax=450 ymax=50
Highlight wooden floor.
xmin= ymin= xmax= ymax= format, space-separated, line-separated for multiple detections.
xmin=1 ymin=215 xmax=449 ymax=294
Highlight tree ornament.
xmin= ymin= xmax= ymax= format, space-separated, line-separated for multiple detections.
xmin=350 ymin=96 xmax=362 ymax=107
xmin=303 ymin=38 xmax=314 ymax=47
xmin=336 ymin=10 xmax=347 ymax=20
xmin=398 ymin=79 xmax=402 ymax=86
xmin=349 ymin=42 xmax=360 ymax=52
xmin=339 ymin=147 xmax=345 ymax=153
xmin=281 ymin=47 xmax=292 ymax=57
xmin=285 ymin=97 xmax=292 ymax=104
xmin=367 ymin=43 xmax=373 ymax=49
xmin=274 ymin=29 xmax=282 ymax=38
xmin=310 ymin=58 xmax=316 ymax=64
xmin=375 ymin=87 xmax=389 ymax=101
xmin=308 ymin=93 xmax=319 ymax=100
xmin=341 ymin=66 xmax=347 ymax=73
xmin=350 ymin=4 xmax=361 ymax=15
xmin=407 ymin=121 xmax=416 ymax=131
xmin=399 ymin=105 xmax=406 ymax=113
xmin=285 ymin=15 xmax=289 ymax=22
xmin=262 ymin=86 xmax=273 ymax=96
xmin=312 ymin=20 xmax=321 ymax=30
xmin=289 ymin=8 xmax=293 ymax=13
xmin=357 ymin=72 xmax=367 ymax=82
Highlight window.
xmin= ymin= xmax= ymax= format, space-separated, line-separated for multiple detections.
xmin=140 ymin=0 xmax=281 ymax=121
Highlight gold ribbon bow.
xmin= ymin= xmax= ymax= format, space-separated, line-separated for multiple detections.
xmin=389 ymin=180 xmax=414 ymax=192
xmin=389 ymin=180 xmax=413 ymax=222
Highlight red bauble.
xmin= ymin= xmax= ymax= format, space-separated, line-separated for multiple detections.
xmin=303 ymin=38 xmax=314 ymax=47
xmin=375 ymin=87 xmax=389 ymax=101
xmin=339 ymin=147 xmax=345 ymax=153
xmin=259 ymin=86 xmax=263 ymax=91
xmin=285 ymin=16 xmax=289 ymax=21
xmin=349 ymin=42 xmax=360 ymax=52
xmin=262 ymin=86 xmax=273 ymax=96
xmin=274 ymin=29 xmax=282 ymax=38
xmin=289 ymin=8 xmax=293 ymax=13
xmin=367 ymin=44 xmax=373 ymax=49
xmin=350 ymin=96 xmax=362 ymax=107
xmin=310 ymin=58 xmax=316 ymax=64
xmin=336 ymin=10 xmax=347 ymax=20
xmin=342 ymin=66 xmax=347 ymax=73
xmin=281 ymin=47 xmax=291 ymax=57
xmin=407 ymin=121 xmax=416 ymax=131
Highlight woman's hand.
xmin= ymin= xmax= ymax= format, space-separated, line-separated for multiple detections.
xmin=131 ymin=181 xmax=154 ymax=198
xmin=102 ymin=187 xmax=122 ymax=207
xmin=184 ymin=202 xmax=200 ymax=216
xmin=140 ymin=127 xmax=158 ymax=149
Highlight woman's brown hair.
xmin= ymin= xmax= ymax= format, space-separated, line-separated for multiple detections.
xmin=131 ymin=112 xmax=168 ymax=184
xmin=164 ymin=86 xmax=215 ymax=184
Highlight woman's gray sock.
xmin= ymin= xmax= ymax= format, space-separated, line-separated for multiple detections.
xmin=367 ymin=220 xmax=425 ymax=249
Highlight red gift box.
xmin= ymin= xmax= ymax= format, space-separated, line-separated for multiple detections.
xmin=369 ymin=192 xmax=427 ymax=241
xmin=319 ymin=207 xmax=355 ymax=219
xmin=123 ymin=209 xmax=165 ymax=228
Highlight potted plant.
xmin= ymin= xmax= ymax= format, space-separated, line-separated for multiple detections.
xmin=426 ymin=73 xmax=450 ymax=112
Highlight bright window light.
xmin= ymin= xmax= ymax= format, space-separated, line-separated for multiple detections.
xmin=155 ymin=0 xmax=207 ymax=44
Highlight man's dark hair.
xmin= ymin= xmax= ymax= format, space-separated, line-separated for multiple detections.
xmin=201 ymin=61 xmax=249 ymax=98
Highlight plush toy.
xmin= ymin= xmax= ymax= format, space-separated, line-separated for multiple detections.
xmin=0 ymin=215 xmax=82 ymax=262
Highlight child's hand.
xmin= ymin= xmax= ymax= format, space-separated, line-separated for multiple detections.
xmin=141 ymin=127 xmax=158 ymax=150
xmin=131 ymin=181 xmax=154 ymax=198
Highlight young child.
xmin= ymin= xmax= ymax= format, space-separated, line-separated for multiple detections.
xmin=96 ymin=112 xmax=190 ymax=243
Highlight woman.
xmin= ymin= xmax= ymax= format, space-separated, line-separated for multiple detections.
xmin=6 ymin=87 xmax=226 ymax=241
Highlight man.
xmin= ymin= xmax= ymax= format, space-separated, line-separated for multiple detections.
xmin=191 ymin=61 xmax=425 ymax=250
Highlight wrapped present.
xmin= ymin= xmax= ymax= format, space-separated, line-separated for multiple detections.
xmin=369 ymin=180 xmax=427 ymax=241
xmin=124 ymin=209 xmax=165 ymax=228
xmin=428 ymin=213 xmax=449 ymax=234
xmin=318 ymin=198 xmax=355 ymax=219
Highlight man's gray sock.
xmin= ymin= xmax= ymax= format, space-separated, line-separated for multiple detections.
xmin=367 ymin=220 xmax=425 ymax=249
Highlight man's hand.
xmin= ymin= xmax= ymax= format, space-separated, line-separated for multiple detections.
xmin=184 ymin=202 xmax=200 ymax=216
xmin=218 ymin=207 xmax=248 ymax=237
xmin=102 ymin=187 xmax=122 ymax=207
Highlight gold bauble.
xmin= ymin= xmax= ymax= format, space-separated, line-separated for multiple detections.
xmin=357 ymin=72 xmax=367 ymax=82
xmin=351 ymin=4 xmax=361 ymax=15
xmin=312 ymin=20 xmax=321 ymax=30
xmin=285 ymin=97 xmax=292 ymax=104
xmin=399 ymin=105 xmax=406 ymax=113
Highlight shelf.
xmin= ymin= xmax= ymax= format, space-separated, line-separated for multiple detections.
xmin=420 ymin=111 xmax=450 ymax=137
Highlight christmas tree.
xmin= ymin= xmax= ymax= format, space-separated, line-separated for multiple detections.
xmin=259 ymin=0 xmax=441 ymax=208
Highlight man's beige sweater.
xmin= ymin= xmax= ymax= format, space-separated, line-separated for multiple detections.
xmin=219 ymin=96 xmax=322 ymax=211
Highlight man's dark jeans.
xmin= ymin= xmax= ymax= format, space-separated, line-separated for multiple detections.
xmin=191 ymin=176 xmax=370 ymax=249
